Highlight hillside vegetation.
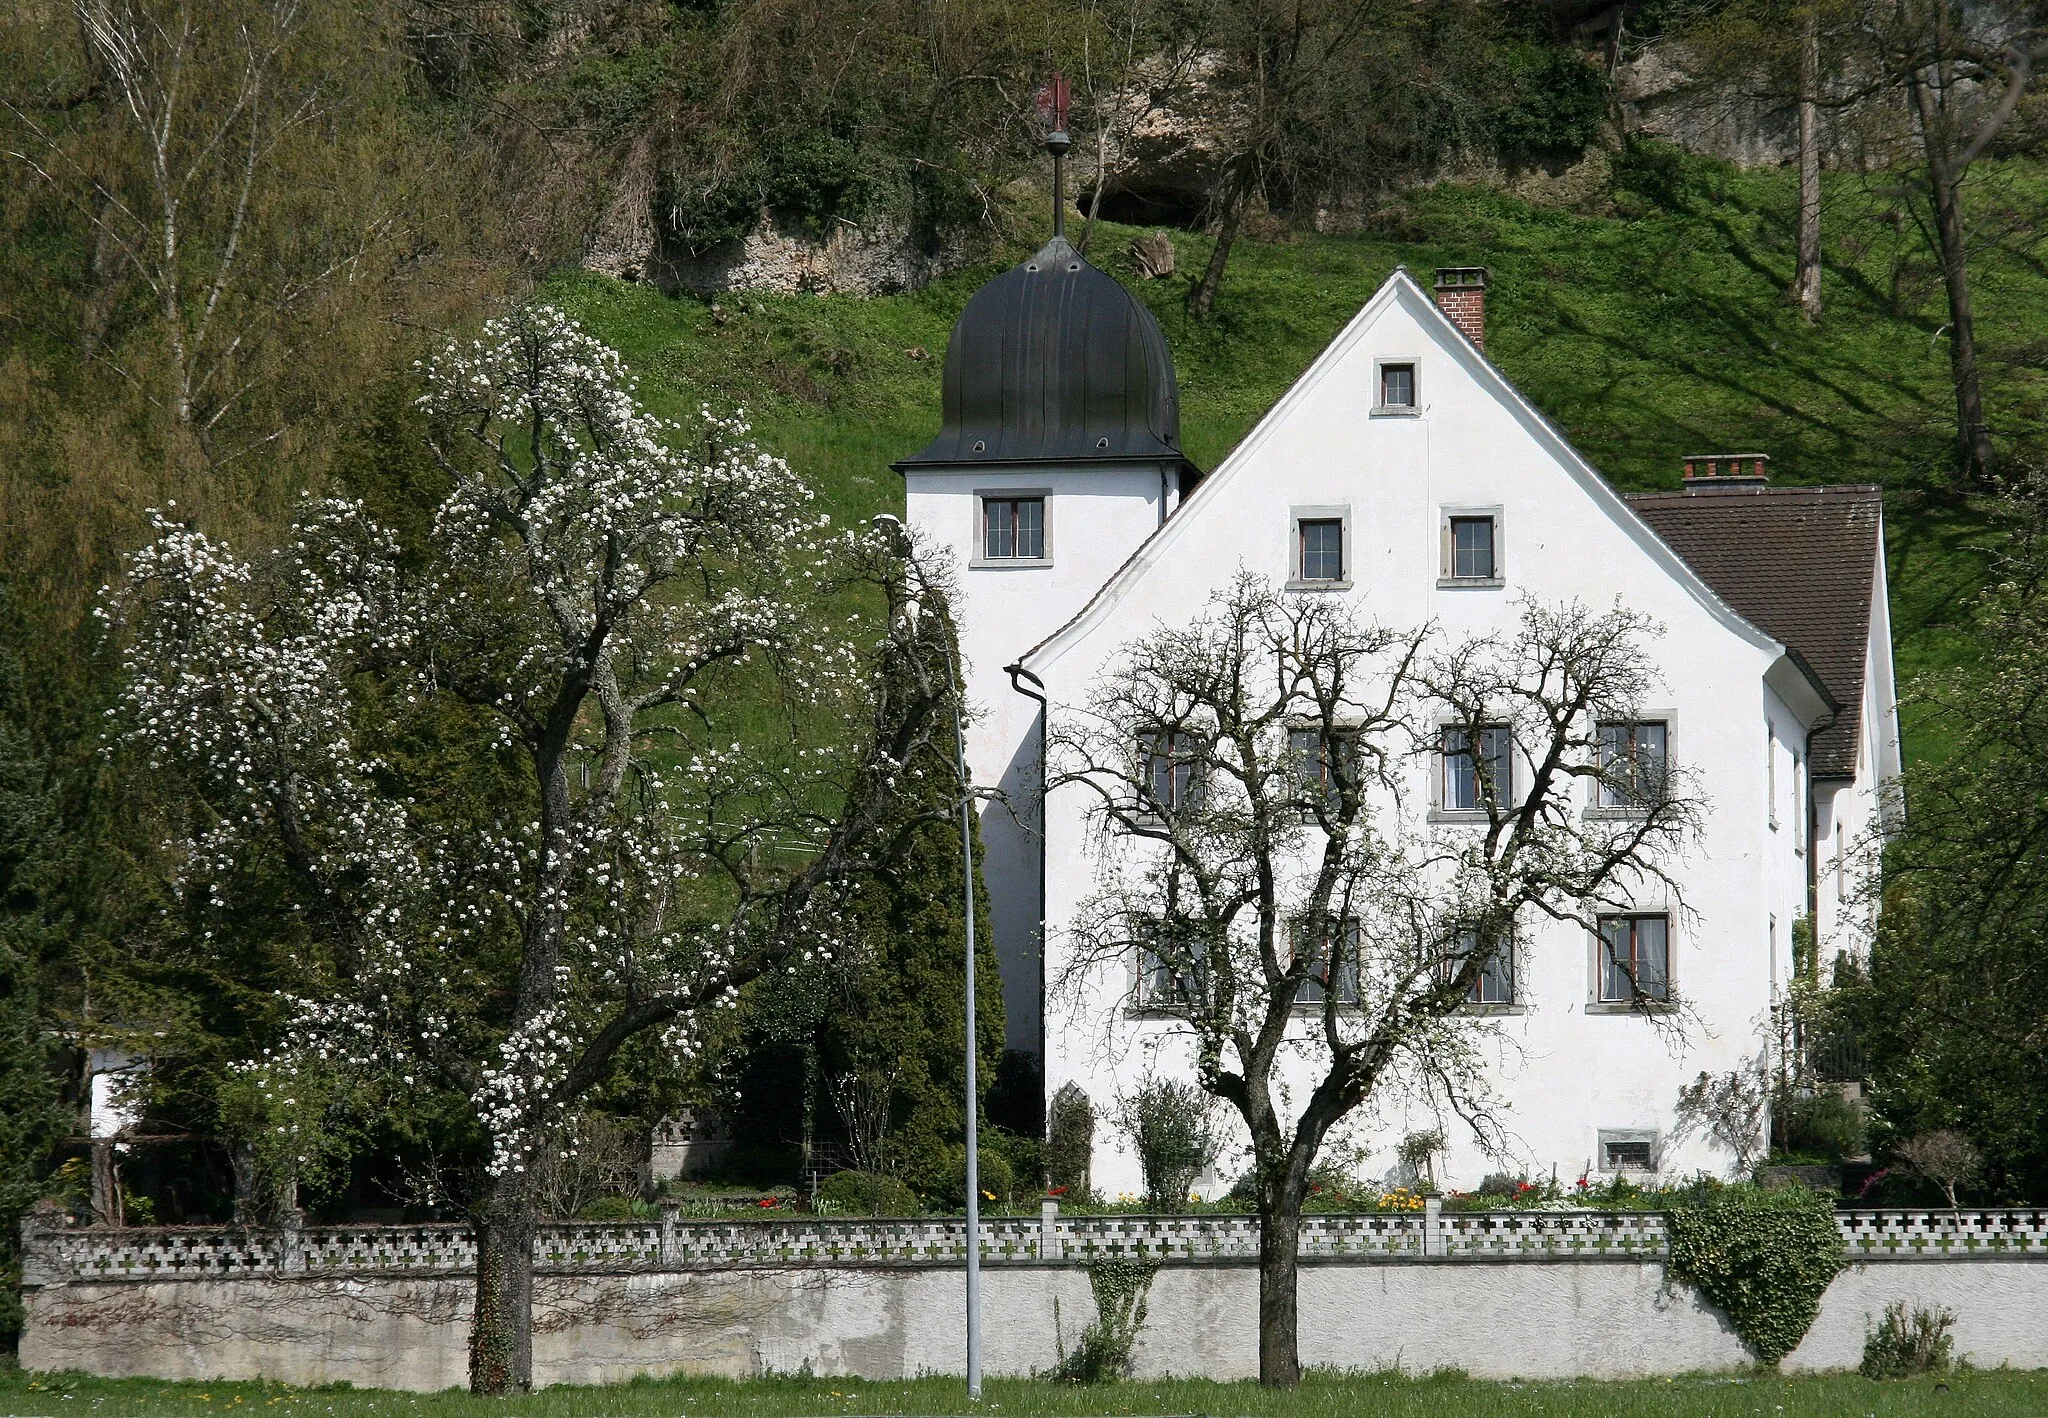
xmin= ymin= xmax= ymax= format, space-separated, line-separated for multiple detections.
xmin=554 ymin=146 xmax=2044 ymax=762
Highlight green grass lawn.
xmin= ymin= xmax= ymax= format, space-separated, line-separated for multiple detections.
xmin=551 ymin=146 xmax=2048 ymax=765
xmin=0 ymin=1367 xmax=2029 ymax=1418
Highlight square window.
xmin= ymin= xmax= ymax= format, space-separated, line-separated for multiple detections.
xmin=1298 ymin=518 xmax=1345 ymax=581
xmin=1442 ymin=725 xmax=1511 ymax=812
xmin=983 ymin=496 xmax=1045 ymax=559
xmin=1447 ymin=927 xmax=1514 ymax=1005
xmin=1449 ymin=516 xmax=1497 ymax=580
xmin=1380 ymin=362 xmax=1416 ymax=409
xmin=1597 ymin=721 xmax=1668 ymax=808
xmin=1293 ymin=916 xmax=1361 ymax=1005
xmin=1599 ymin=914 xmax=1671 ymax=1003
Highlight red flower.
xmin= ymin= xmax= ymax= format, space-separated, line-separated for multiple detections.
xmin=1046 ymin=1186 xmax=1069 ymax=1197
xmin=756 ymin=1197 xmax=778 ymax=1208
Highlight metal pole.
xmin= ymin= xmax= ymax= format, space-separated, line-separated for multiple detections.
xmin=927 ymin=547 xmax=982 ymax=1400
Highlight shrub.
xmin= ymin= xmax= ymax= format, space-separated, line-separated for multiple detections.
xmin=1778 ymin=1089 xmax=1866 ymax=1164
xmin=573 ymin=1194 xmax=637 ymax=1221
xmin=815 ymin=1170 xmax=918 ymax=1216
xmin=1488 ymin=43 xmax=1608 ymax=165
xmin=1111 ymin=1075 xmax=1220 ymax=1212
xmin=1861 ymin=1301 xmax=1956 ymax=1380
xmin=1666 ymin=1183 xmax=1845 ymax=1366
xmin=1049 ymin=1259 xmax=1157 ymax=1383
xmin=1045 ymin=1082 xmax=1095 ymax=1195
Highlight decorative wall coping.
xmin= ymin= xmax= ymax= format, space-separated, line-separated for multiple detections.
xmin=23 ymin=1204 xmax=2048 ymax=1284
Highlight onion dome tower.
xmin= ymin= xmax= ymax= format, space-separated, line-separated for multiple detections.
xmin=893 ymin=103 xmax=1197 ymax=489
xmin=894 ymin=82 xmax=1198 ymax=1082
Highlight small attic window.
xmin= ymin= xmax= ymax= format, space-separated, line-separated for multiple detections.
xmin=1380 ymin=363 xmax=1416 ymax=409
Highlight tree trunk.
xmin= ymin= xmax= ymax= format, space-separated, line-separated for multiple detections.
xmin=1255 ymin=1203 xmax=1300 ymax=1387
xmin=1080 ymin=122 xmax=1110 ymax=256
xmin=1909 ymin=75 xmax=1995 ymax=484
xmin=1791 ymin=11 xmax=1822 ymax=322
xmin=470 ymin=1198 xmax=536 ymax=1394
xmin=1188 ymin=177 xmax=1248 ymax=319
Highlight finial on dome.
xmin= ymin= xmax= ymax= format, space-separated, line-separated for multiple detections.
xmin=1034 ymin=73 xmax=1073 ymax=240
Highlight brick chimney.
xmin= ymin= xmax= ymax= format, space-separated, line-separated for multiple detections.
xmin=1681 ymin=453 xmax=1771 ymax=490
xmin=1434 ymin=267 xmax=1489 ymax=351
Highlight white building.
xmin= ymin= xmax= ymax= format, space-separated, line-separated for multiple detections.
xmin=897 ymin=241 xmax=1898 ymax=1196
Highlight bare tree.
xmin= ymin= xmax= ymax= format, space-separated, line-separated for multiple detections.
xmin=1898 ymin=1128 xmax=1981 ymax=1209
xmin=6 ymin=1 xmax=408 ymax=469
xmin=1854 ymin=2 xmax=2047 ymax=483
xmin=1673 ymin=1063 xmax=1771 ymax=1174
xmin=1049 ymin=576 xmax=1703 ymax=1386
xmin=1795 ymin=5 xmax=1826 ymax=320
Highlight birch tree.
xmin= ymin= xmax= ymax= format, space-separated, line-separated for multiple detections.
xmin=108 ymin=306 xmax=965 ymax=1393
xmin=1049 ymin=576 xmax=1702 ymax=1387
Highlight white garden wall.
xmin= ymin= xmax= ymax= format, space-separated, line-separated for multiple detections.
xmin=21 ymin=1210 xmax=2046 ymax=1389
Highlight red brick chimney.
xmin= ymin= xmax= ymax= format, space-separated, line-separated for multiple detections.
xmin=1681 ymin=452 xmax=1772 ymax=490
xmin=1434 ymin=267 xmax=1489 ymax=351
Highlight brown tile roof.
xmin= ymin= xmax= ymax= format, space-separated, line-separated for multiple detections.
xmin=1627 ymin=484 xmax=1883 ymax=778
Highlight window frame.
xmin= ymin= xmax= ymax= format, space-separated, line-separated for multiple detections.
xmin=1437 ymin=505 xmax=1505 ymax=588
xmin=1286 ymin=504 xmax=1352 ymax=590
xmin=1372 ymin=356 xmax=1421 ymax=416
xmin=1446 ymin=927 xmax=1515 ymax=1007
xmin=1597 ymin=1129 xmax=1661 ymax=1175
xmin=1137 ymin=728 xmax=1206 ymax=821
xmin=1436 ymin=722 xmax=1513 ymax=817
xmin=1595 ymin=912 xmax=1673 ymax=1006
xmin=1134 ymin=914 xmax=1205 ymax=1011
xmin=1290 ymin=915 xmax=1362 ymax=1007
xmin=971 ymin=488 xmax=1053 ymax=567
xmin=1287 ymin=724 xmax=1358 ymax=816
xmin=1594 ymin=719 xmax=1671 ymax=812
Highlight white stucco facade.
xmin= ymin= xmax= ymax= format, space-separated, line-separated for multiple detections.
xmin=903 ymin=266 xmax=1898 ymax=1197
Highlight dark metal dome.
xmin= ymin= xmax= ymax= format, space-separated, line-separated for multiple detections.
xmin=895 ymin=236 xmax=1185 ymax=468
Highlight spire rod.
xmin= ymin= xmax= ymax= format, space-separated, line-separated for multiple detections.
xmin=1037 ymin=73 xmax=1072 ymax=240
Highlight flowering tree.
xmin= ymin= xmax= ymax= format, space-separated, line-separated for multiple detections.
xmin=108 ymin=306 xmax=964 ymax=1392
xmin=1049 ymin=575 xmax=1702 ymax=1386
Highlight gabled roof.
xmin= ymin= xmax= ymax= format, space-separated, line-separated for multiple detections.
xmin=1018 ymin=269 xmax=1809 ymax=692
xmin=1629 ymin=484 xmax=1883 ymax=778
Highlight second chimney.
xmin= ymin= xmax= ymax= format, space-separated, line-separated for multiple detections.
xmin=1682 ymin=453 xmax=1771 ymax=490
xmin=1434 ymin=266 xmax=1489 ymax=350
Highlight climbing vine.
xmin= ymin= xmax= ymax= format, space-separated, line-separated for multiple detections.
xmin=1052 ymin=1258 xmax=1160 ymax=1382
xmin=1666 ymin=1185 xmax=1845 ymax=1366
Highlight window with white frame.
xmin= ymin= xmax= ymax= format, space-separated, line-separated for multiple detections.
xmin=1441 ymin=724 xmax=1511 ymax=812
xmin=1291 ymin=916 xmax=1361 ymax=1005
xmin=1599 ymin=913 xmax=1671 ymax=1003
xmin=1597 ymin=721 xmax=1668 ymax=808
xmin=1378 ymin=361 xmax=1416 ymax=410
xmin=1447 ymin=927 xmax=1514 ymax=1005
xmin=1297 ymin=517 xmax=1345 ymax=582
xmin=981 ymin=495 xmax=1046 ymax=560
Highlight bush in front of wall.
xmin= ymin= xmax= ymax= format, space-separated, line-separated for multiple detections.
xmin=814 ymin=1170 xmax=918 ymax=1216
xmin=1861 ymin=1301 xmax=1956 ymax=1380
xmin=1666 ymin=1183 xmax=1845 ymax=1366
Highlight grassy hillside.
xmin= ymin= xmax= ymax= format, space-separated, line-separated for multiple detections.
xmin=551 ymin=145 xmax=2048 ymax=762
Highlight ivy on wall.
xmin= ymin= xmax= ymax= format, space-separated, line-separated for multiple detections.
xmin=1666 ymin=1185 xmax=1845 ymax=1366
xmin=1051 ymin=1258 xmax=1159 ymax=1383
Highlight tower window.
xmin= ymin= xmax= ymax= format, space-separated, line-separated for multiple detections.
xmin=983 ymin=496 xmax=1046 ymax=560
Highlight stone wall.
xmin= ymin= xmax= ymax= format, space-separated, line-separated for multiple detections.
xmin=22 ymin=1208 xmax=2048 ymax=1389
